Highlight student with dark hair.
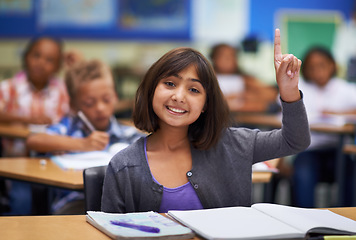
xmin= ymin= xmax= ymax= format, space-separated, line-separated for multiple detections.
xmin=0 ymin=37 xmax=69 ymax=157
xmin=0 ymin=36 xmax=71 ymax=215
xmin=294 ymin=46 xmax=356 ymax=207
xmin=101 ymin=29 xmax=310 ymax=213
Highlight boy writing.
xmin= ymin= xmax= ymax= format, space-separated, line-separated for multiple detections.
xmin=27 ymin=59 xmax=141 ymax=154
xmin=26 ymin=59 xmax=142 ymax=214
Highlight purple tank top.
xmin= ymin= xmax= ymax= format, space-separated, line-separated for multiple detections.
xmin=144 ymin=137 xmax=203 ymax=213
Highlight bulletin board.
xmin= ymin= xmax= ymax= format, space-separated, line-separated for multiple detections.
xmin=0 ymin=0 xmax=192 ymax=40
xmin=279 ymin=10 xmax=343 ymax=59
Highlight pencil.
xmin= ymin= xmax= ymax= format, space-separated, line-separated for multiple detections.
xmin=77 ymin=111 xmax=95 ymax=132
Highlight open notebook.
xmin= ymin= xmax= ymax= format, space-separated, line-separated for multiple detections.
xmin=51 ymin=142 xmax=129 ymax=170
xmin=167 ymin=203 xmax=356 ymax=240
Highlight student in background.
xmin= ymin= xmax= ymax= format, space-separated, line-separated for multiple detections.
xmin=101 ymin=29 xmax=310 ymax=213
xmin=0 ymin=36 xmax=70 ymax=157
xmin=209 ymin=43 xmax=277 ymax=112
xmin=0 ymin=36 xmax=71 ymax=216
xmin=27 ymin=59 xmax=141 ymax=153
xmin=293 ymin=46 xmax=356 ymax=207
xmin=26 ymin=59 xmax=143 ymax=214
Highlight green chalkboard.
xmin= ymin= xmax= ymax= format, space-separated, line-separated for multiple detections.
xmin=281 ymin=12 xmax=342 ymax=59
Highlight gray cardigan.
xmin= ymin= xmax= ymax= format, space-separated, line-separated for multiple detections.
xmin=101 ymin=97 xmax=310 ymax=213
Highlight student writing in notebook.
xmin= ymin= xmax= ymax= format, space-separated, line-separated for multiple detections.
xmin=26 ymin=60 xmax=143 ymax=214
xmin=101 ymin=29 xmax=310 ymax=213
xmin=26 ymin=59 xmax=142 ymax=154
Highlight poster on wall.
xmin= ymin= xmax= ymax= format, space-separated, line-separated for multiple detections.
xmin=0 ymin=0 xmax=191 ymax=40
xmin=38 ymin=0 xmax=115 ymax=28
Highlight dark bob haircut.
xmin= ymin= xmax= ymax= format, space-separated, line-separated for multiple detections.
xmin=133 ymin=47 xmax=230 ymax=150
xmin=301 ymin=46 xmax=336 ymax=82
xmin=22 ymin=36 xmax=63 ymax=72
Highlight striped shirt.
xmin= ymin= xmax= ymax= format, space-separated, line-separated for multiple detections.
xmin=0 ymin=71 xmax=69 ymax=156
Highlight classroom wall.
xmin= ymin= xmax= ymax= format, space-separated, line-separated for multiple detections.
xmin=249 ymin=0 xmax=354 ymax=41
xmin=0 ymin=0 xmax=247 ymax=92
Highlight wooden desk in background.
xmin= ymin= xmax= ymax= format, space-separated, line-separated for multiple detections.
xmin=0 ymin=123 xmax=30 ymax=139
xmin=1 ymin=207 xmax=355 ymax=240
xmin=0 ymin=120 xmax=136 ymax=139
xmin=234 ymin=113 xmax=356 ymax=207
xmin=235 ymin=114 xmax=355 ymax=134
xmin=0 ymin=157 xmax=278 ymax=190
xmin=0 ymin=158 xmax=82 ymax=190
xmin=343 ymin=144 xmax=356 ymax=155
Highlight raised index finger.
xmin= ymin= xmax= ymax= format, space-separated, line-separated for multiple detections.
xmin=274 ymin=28 xmax=282 ymax=59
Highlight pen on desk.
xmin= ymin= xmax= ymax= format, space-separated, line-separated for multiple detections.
xmin=77 ymin=111 xmax=95 ymax=132
xmin=110 ymin=220 xmax=160 ymax=233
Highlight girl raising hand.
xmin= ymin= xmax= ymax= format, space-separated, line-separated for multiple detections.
xmin=102 ymin=29 xmax=310 ymax=213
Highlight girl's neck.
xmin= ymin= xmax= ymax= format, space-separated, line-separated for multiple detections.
xmin=28 ymin=78 xmax=47 ymax=92
xmin=148 ymin=125 xmax=190 ymax=152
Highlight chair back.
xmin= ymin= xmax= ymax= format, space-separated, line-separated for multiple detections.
xmin=83 ymin=165 xmax=107 ymax=212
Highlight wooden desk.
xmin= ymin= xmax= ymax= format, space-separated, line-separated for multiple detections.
xmin=0 ymin=157 xmax=277 ymax=191
xmin=343 ymin=144 xmax=356 ymax=154
xmin=0 ymin=158 xmax=83 ymax=190
xmin=235 ymin=114 xmax=282 ymax=129
xmin=252 ymin=158 xmax=280 ymax=183
xmin=235 ymin=113 xmax=356 ymax=207
xmin=235 ymin=114 xmax=355 ymax=134
xmin=0 ymin=120 xmax=136 ymax=139
xmin=0 ymin=207 xmax=355 ymax=240
xmin=0 ymin=123 xmax=30 ymax=139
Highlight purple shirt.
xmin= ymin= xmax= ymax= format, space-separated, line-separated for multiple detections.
xmin=144 ymin=138 xmax=203 ymax=213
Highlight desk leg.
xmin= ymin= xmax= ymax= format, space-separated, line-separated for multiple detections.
xmin=263 ymin=181 xmax=274 ymax=203
xmin=353 ymin=157 xmax=356 ymax=206
xmin=31 ymin=185 xmax=51 ymax=215
xmin=336 ymin=134 xmax=346 ymax=207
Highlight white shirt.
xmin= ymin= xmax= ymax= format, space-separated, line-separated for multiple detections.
xmin=216 ymin=74 xmax=245 ymax=95
xmin=299 ymin=77 xmax=356 ymax=149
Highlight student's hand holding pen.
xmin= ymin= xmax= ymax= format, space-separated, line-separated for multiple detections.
xmin=77 ymin=110 xmax=109 ymax=151
xmin=81 ymin=131 xmax=110 ymax=151
xmin=274 ymin=28 xmax=302 ymax=103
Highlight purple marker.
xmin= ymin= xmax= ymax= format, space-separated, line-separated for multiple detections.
xmin=110 ymin=220 xmax=160 ymax=233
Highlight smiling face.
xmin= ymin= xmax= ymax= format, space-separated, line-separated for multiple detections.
xmin=152 ymin=64 xmax=207 ymax=131
xmin=25 ymin=38 xmax=61 ymax=89
xmin=74 ymin=77 xmax=117 ymax=131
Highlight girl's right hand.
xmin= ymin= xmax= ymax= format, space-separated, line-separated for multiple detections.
xmin=82 ymin=131 xmax=109 ymax=151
